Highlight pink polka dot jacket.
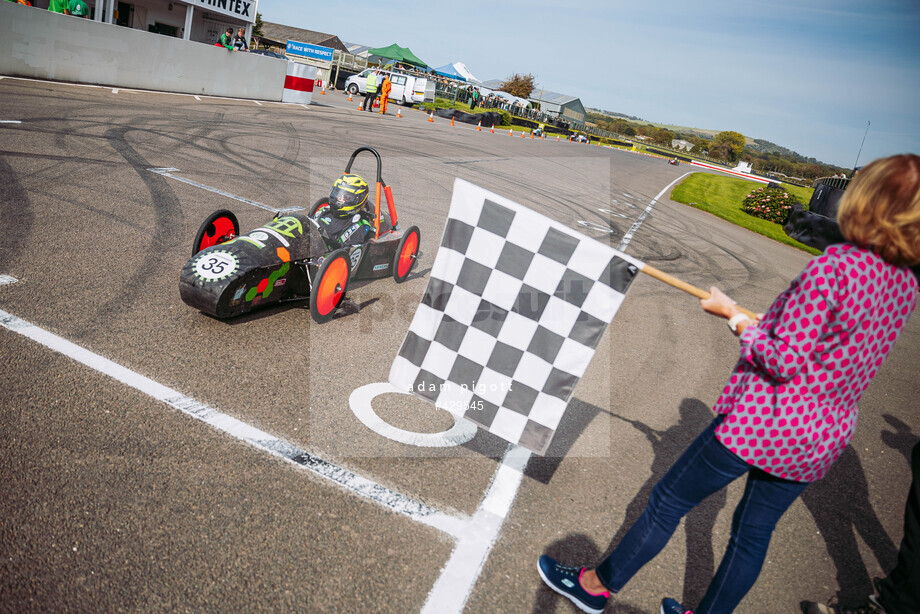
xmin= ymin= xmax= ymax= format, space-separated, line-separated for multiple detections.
xmin=713 ymin=243 xmax=918 ymax=483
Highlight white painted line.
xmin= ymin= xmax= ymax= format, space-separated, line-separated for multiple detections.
xmin=0 ymin=120 xmax=22 ymax=124
xmin=421 ymin=445 xmax=531 ymax=614
xmin=194 ymin=95 xmax=201 ymax=101
xmin=0 ymin=307 xmax=465 ymax=537
xmin=0 ymin=275 xmax=18 ymax=285
xmin=577 ymin=220 xmax=615 ymax=234
xmin=253 ymin=100 xmax=262 ymax=106
xmin=349 ymin=383 xmax=477 ymax=448
xmin=0 ymin=77 xmax=272 ymax=104
xmin=617 ymin=172 xmax=691 ymax=251
xmin=147 ymin=168 xmax=302 ymax=213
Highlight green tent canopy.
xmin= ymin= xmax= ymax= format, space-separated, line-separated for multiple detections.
xmin=366 ymin=43 xmax=428 ymax=69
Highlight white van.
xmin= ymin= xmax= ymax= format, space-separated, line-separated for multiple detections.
xmin=344 ymin=69 xmax=428 ymax=107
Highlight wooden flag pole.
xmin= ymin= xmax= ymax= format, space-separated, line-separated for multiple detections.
xmin=640 ymin=264 xmax=759 ymax=320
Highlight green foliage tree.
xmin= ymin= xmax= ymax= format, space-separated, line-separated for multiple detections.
xmin=500 ymin=73 xmax=536 ymax=99
xmin=712 ymin=131 xmax=746 ymax=162
xmin=252 ymin=12 xmax=264 ymax=39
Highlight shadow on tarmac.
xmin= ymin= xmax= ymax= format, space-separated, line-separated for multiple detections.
xmin=799 ymin=415 xmax=917 ymax=606
xmin=800 ymin=446 xmax=898 ymax=604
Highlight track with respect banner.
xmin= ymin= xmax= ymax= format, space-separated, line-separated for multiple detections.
xmin=1 ymin=77 xmax=917 ymax=614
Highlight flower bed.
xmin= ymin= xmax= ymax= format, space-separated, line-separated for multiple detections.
xmin=740 ymin=186 xmax=799 ymax=224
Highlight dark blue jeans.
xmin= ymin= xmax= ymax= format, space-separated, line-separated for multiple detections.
xmin=595 ymin=416 xmax=809 ymax=613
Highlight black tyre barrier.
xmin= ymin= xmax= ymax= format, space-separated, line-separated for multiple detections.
xmin=433 ymin=109 xmax=504 ymax=127
xmin=808 ymin=183 xmax=846 ymax=218
xmin=783 ymin=205 xmax=845 ymax=252
xmin=783 ymin=205 xmax=919 ymax=280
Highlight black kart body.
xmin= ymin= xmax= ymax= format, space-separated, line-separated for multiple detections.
xmin=179 ymin=147 xmax=421 ymax=322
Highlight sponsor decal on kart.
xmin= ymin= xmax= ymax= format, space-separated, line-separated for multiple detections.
xmin=232 ymin=287 xmax=246 ymax=301
xmin=340 ymin=223 xmax=361 ymax=243
xmin=373 ymin=263 xmax=389 ymax=271
xmin=265 ymin=216 xmax=304 ymax=239
xmin=245 ymin=262 xmax=291 ymax=303
xmin=349 ymin=246 xmax=363 ymax=270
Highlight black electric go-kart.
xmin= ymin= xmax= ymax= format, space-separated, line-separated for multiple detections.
xmin=179 ymin=147 xmax=421 ymax=323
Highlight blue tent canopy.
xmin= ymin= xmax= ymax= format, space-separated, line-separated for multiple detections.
xmin=433 ymin=63 xmax=466 ymax=81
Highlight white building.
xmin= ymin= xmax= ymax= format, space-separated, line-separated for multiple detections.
xmin=527 ymin=89 xmax=587 ymax=125
xmin=24 ymin=0 xmax=258 ymax=45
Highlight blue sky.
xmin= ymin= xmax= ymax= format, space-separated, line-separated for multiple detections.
xmin=260 ymin=0 xmax=919 ymax=168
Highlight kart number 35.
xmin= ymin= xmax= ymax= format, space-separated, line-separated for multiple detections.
xmin=194 ymin=251 xmax=238 ymax=281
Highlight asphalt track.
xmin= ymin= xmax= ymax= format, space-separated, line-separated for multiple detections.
xmin=1 ymin=77 xmax=918 ymax=614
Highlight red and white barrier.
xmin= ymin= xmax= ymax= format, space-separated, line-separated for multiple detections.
xmin=690 ymin=160 xmax=773 ymax=184
xmin=281 ymin=63 xmax=318 ymax=105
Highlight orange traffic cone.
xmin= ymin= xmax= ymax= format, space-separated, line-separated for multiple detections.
xmin=450 ymin=116 xmax=455 ymax=127
xmin=321 ymin=86 xmax=326 ymax=95
xmin=521 ymin=130 xmax=526 ymax=138
xmin=530 ymin=131 xmax=534 ymax=139
xmin=357 ymin=102 xmax=363 ymax=111
xmin=476 ymin=121 xmax=482 ymax=131
xmin=541 ymin=133 xmax=545 ymax=139
xmin=508 ymin=128 xmax=513 ymax=136
xmin=490 ymin=125 xmax=495 ymax=134
xmin=347 ymin=92 xmax=353 ymax=101
xmin=373 ymin=98 xmax=379 ymax=108
xmin=428 ymin=111 xmax=434 ymax=122
xmin=396 ymin=107 xmax=402 ymax=118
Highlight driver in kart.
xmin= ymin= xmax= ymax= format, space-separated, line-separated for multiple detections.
xmin=313 ymin=174 xmax=376 ymax=248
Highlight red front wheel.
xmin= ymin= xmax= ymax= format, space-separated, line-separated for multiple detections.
xmin=392 ymin=226 xmax=420 ymax=283
xmin=310 ymin=250 xmax=350 ymax=323
xmin=192 ymin=210 xmax=239 ymax=256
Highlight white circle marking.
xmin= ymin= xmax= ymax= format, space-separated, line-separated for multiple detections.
xmin=349 ymin=383 xmax=477 ymax=448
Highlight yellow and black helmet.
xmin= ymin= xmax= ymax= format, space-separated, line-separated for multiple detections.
xmin=329 ymin=174 xmax=369 ymax=218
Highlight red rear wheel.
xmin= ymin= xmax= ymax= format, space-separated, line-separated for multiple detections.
xmin=192 ymin=210 xmax=239 ymax=256
xmin=393 ymin=226 xmax=420 ymax=283
xmin=310 ymin=250 xmax=350 ymax=323
xmin=310 ymin=197 xmax=330 ymax=218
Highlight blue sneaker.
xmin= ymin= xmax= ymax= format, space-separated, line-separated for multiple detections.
xmin=537 ymin=555 xmax=609 ymax=614
xmin=661 ymin=597 xmax=693 ymax=614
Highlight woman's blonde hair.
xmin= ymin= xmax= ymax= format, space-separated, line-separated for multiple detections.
xmin=837 ymin=154 xmax=920 ymax=266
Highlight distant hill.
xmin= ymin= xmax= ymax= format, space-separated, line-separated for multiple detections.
xmin=748 ymin=139 xmax=821 ymax=165
xmin=590 ymin=109 xmax=645 ymax=122
xmin=586 ymin=109 xmax=828 ymax=166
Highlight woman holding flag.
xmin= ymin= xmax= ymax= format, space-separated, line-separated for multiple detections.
xmin=538 ymin=154 xmax=920 ymax=614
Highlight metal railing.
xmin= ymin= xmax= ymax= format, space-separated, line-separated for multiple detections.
xmin=817 ymin=176 xmax=851 ymax=190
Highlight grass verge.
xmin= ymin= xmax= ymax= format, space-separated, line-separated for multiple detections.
xmin=670 ymin=173 xmax=821 ymax=255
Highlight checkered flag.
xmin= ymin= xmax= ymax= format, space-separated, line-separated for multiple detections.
xmin=389 ymin=179 xmax=641 ymax=455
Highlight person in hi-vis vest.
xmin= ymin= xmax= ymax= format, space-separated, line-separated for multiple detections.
xmin=362 ymin=71 xmax=379 ymax=111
